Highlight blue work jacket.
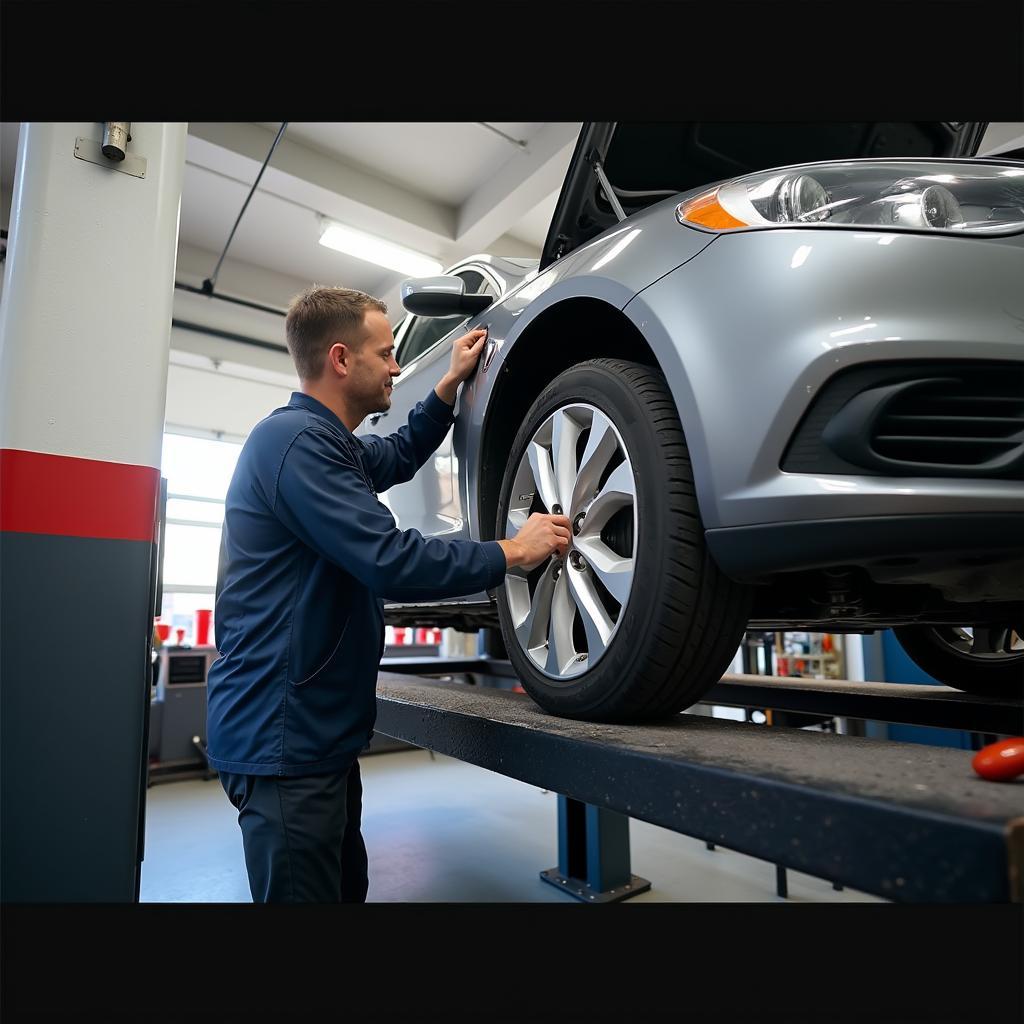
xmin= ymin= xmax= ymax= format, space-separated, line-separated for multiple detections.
xmin=205 ymin=390 xmax=507 ymax=776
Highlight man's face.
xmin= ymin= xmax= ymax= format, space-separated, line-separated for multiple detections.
xmin=344 ymin=310 xmax=402 ymax=418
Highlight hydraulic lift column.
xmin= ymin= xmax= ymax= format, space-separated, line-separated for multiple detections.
xmin=0 ymin=123 xmax=187 ymax=900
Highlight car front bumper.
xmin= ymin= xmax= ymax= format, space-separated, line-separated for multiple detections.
xmin=624 ymin=226 xmax=1024 ymax=544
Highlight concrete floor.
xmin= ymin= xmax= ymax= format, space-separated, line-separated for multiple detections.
xmin=140 ymin=747 xmax=883 ymax=903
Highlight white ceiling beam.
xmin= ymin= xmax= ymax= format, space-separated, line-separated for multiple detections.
xmin=488 ymin=232 xmax=542 ymax=259
xmin=186 ymin=123 xmax=457 ymax=258
xmin=977 ymin=123 xmax=1024 ymax=155
xmin=454 ymin=122 xmax=581 ymax=254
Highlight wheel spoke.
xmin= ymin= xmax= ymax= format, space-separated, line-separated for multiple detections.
xmin=971 ymin=626 xmax=1011 ymax=655
xmin=567 ymin=568 xmax=614 ymax=661
xmin=527 ymin=441 xmax=559 ymax=513
xmin=515 ymin=567 xmax=556 ymax=654
xmin=505 ymin=506 xmax=530 ymax=540
xmin=573 ymin=537 xmax=634 ymax=606
xmin=544 ymin=571 xmax=578 ymax=676
xmin=551 ymin=409 xmax=582 ymax=514
xmin=569 ymin=410 xmax=618 ymax=515
xmin=579 ymin=461 xmax=635 ymax=533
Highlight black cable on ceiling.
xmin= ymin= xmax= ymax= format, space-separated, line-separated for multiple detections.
xmin=202 ymin=122 xmax=288 ymax=296
xmin=175 ymin=281 xmax=287 ymax=317
xmin=172 ymin=318 xmax=289 ymax=354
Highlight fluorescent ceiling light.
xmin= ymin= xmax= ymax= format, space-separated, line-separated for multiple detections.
xmin=318 ymin=220 xmax=443 ymax=277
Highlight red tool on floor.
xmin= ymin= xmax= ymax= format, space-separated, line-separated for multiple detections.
xmin=971 ymin=738 xmax=1024 ymax=782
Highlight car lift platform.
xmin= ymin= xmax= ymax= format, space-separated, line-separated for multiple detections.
xmin=374 ymin=668 xmax=1023 ymax=904
xmin=380 ymin=657 xmax=1023 ymax=735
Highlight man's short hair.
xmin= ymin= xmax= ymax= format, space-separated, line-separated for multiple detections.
xmin=285 ymin=286 xmax=388 ymax=381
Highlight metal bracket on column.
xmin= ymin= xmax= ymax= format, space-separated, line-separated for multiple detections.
xmin=73 ymin=137 xmax=147 ymax=178
xmin=540 ymin=795 xmax=651 ymax=903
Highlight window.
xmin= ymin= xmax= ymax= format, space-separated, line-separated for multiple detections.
xmin=397 ymin=269 xmax=497 ymax=368
xmin=157 ymin=431 xmax=243 ymax=642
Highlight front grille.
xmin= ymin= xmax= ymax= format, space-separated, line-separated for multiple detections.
xmin=870 ymin=371 xmax=1024 ymax=469
xmin=782 ymin=361 xmax=1024 ymax=479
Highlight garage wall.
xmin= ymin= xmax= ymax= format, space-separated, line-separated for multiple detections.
xmin=166 ymin=243 xmax=303 ymax=437
xmin=164 ymin=242 xmax=419 ymax=438
xmin=164 ymin=360 xmax=294 ymax=440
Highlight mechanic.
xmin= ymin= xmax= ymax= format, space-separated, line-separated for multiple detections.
xmin=206 ymin=285 xmax=571 ymax=903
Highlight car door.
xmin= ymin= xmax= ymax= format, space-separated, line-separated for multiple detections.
xmin=357 ymin=266 xmax=498 ymax=538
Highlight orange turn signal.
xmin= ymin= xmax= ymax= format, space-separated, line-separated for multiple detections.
xmin=676 ymin=189 xmax=748 ymax=231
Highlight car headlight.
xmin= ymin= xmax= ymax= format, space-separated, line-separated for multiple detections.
xmin=676 ymin=160 xmax=1024 ymax=236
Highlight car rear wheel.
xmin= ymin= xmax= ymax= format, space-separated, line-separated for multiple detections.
xmin=893 ymin=625 xmax=1024 ymax=699
xmin=494 ymin=358 xmax=752 ymax=722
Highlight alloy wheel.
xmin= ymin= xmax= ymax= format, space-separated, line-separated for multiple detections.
xmin=503 ymin=403 xmax=638 ymax=681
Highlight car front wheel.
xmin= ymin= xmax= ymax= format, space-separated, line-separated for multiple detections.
xmin=894 ymin=625 xmax=1024 ymax=699
xmin=494 ymin=358 xmax=752 ymax=722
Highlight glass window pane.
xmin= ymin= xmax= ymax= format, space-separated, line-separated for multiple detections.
xmin=161 ymin=434 xmax=242 ymax=500
xmin=166 ymin=498 xmax=225 ymax=524
xmin=399 ymin=314 xmax=461 ymax=366
xmin=157 ymin=592 xmax=216 ymax=646
xmin=162 ymin=523 xmax=222 ymax=587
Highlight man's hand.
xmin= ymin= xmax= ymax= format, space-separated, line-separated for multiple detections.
xmin=498 ymin=512 xmax=572 ymax=571
xmin=435 ymin=328 xmax=487 ymax=405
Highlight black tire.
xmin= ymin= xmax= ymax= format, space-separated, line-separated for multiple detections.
xmin=495 ymin=358 xmax=753 ymax=722
xmin=893 ymin=625 xmax=1024 ymax=699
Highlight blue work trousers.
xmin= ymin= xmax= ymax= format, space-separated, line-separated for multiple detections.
xmin=219 ymin=761 xmax=368 ymax=903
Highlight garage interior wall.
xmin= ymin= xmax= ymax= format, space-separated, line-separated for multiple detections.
xmin=166 ymin=244 xmax=306 ymax=438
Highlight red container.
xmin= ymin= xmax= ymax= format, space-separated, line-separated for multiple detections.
xmin=155 ymin=623 xmax=171 ymax=643
xmin=195 ymin=608 xmax=213 ymax=646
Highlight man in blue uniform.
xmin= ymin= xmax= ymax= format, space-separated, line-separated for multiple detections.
xmin=206 ymin=286 xmax=570 ymax=902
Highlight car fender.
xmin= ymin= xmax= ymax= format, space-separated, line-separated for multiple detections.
xmin=459 ymin=206 xmax=718 ymax=538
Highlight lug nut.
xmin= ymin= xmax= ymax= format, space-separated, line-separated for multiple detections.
xmin=569 ymin=551 xmax=587 ymax=572
xmin=572 ymin=512 xmax=586 ymax=535
xmin=552 ymin=504 xmax=562 ymax=515
xmin=550 ymin=560 xmax=562 ymax=580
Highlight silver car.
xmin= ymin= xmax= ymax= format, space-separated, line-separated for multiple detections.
xmin=360 ymin=121 xmax=1024 ymax=720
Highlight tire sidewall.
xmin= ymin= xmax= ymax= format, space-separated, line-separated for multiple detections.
xmin=895 ymin=625 xmax=1024 ymax=697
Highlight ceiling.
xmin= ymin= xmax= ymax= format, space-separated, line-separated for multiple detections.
xmin=0 ymin=121 xmax=581 ymax=314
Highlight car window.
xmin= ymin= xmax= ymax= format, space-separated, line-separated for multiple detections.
xmin=397 ymin=269 xmax=496 ymax=368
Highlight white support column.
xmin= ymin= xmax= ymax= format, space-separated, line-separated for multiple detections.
xmin=0 ymin=122 xmax=185 ymax=465
xmin=0 ymin=122 xmax=187 ymax=901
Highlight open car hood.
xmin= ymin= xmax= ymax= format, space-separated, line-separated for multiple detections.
xmin=540 ymin=122 xmax=988 ymax=270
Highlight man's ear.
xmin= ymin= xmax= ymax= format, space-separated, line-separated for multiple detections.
xmin=328 ymin=342 xmax=349 ymax=378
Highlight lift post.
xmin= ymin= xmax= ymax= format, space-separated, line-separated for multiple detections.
xmin=541 ymin=796 xmax=652 ymax=903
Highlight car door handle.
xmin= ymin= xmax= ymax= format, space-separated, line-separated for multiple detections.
xmin=369 ymin=411 xmax=388 ymax=426
xmin=482 ymin=333 xmax=497 ymax=371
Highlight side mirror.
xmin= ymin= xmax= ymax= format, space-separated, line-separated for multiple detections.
xmin=401 ymin=276 xmax=492 ymax=317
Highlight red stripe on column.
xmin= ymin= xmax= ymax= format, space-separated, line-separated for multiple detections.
xmin=0 ymin=449 xmax=159 ymax=542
